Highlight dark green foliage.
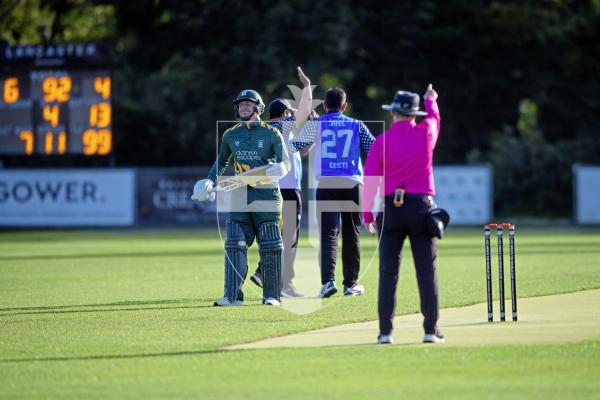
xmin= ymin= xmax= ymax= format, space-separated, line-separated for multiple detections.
xmin=1 ymin=0 xmax=599 ymax=214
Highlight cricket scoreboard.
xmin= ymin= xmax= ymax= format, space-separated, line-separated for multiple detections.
xmin=0 ymin=43 xmax=112 ymax=156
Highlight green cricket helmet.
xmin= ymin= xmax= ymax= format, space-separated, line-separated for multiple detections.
xmin=233 ymin=89 xmax=265 ymax=120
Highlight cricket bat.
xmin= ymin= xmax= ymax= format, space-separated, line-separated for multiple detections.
xmin=191 ymin=165 xmax=273 ymax=200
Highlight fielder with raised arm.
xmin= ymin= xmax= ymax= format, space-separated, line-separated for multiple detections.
xmin=192 ymin=88 xmax=291 ymax=306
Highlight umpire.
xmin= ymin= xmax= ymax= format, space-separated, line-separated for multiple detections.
xmin=363 ymin=84 xmax=445 ymax=344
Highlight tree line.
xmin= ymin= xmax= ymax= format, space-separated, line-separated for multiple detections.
xmin=1 ymin=0 xmax=599 ymax=216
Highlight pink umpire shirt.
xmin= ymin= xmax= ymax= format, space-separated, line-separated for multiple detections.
xmin=363 ymin=98 xmax=441 ymax=224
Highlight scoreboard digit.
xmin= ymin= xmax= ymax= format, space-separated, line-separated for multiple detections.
xmin=0 ymin=43 xmax=112 ymax=156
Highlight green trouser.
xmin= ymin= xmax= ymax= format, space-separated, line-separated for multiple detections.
xmin=229 ymin=186 xmax=281 ymax=242
xmin=226 ymin=186 xmax=283 ymax=301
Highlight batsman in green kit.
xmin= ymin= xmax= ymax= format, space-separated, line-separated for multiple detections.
xmin=192 ymin=89 xmax=291 ymax=306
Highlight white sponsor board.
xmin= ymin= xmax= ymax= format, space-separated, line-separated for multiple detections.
xmin=307 ymin=164 xmax=493 ymax=226
xmin=573 ymin=165 xmax=600 ymax=224
xmin=434 ymin=165 xmax=492 ymax=225
xmin=0 ymin=169 xmax=135 ymax=226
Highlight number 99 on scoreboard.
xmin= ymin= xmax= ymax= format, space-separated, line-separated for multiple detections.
xmin=0 ymin=43 xmax=113 ymax=156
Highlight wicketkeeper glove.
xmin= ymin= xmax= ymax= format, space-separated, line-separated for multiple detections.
xmin=191 ymin=179 xmax=216 ymax=202
xmin=265 ymin=162 xmax=289 ymax=181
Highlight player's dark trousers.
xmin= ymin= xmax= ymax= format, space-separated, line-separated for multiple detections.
xmin=378 ymin=195 xmax=439 ymax=335
xmin=316 ymin=179 xmax=361 ymax=287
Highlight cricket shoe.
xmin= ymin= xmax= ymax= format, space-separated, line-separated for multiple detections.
xmin=318 ymin=281 xmax=338 ymax=298
xmin=377 ymin=334 xmax=393 ymax=344
xmin=250 ymin=272 xmax=263 ymax=288
xmin=213 ymin=297 xmax=243 ymax=307
xmin=344 ymin=284 xmax=365 ymax=297
xmin=281 ymin=284 xmax=306 ymax=298
xmin=263 ymin=297 xmax=280 ymax=306
xmin=423 ymin=329 xmax=445 ymax=344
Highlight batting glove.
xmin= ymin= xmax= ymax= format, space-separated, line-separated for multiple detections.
xmin=266 ymin=162 xmax=288 ymax=181
xmin=191 ymin=179 xmax=216 ymax=202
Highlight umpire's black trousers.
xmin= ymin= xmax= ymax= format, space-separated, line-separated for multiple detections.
xmin=316 ymin=178 xmax=361 ymax=287
xmin=378 ymin=195 xmax=439 ymax=335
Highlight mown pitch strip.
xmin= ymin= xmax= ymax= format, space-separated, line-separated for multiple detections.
xmin=230 ymin=289 xmax=600 ymax=349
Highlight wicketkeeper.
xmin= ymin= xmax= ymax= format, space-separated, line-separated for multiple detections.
xmin=192 ymin=89 xmax=291 ymax=306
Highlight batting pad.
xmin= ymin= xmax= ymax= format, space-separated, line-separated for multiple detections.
xmin=224 ymin=220 xmax=248 ymax=301
xmin=258 ymin=222 xmax=283 ymax=301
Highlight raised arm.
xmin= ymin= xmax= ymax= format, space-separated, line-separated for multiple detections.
xmin=419 ymin=83 xmax=441 ymax=143
xmin=294 ymin=66 xmax=316 ymax=127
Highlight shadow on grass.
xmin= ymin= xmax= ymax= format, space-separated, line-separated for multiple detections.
xmin=0 ymin=349 xmax=225 ymax=363
xmin=0 ymin=249 xmax=223 ymax=261
xmin=0 ymin=298 xmax=210 ymax=312
xmin=2 ymin=341 xmax=425 ymax=363
xmin=0 ymin=298 xmax=269 ymax=317
xmin=0 ymin=304 xmax=217 ymax=317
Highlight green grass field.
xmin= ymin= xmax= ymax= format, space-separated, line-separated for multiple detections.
xmin=1 ymin=228 xmax=600 ymax=399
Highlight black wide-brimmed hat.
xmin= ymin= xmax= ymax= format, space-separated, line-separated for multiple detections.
xmin=268 ymin=98 xmax=297 ymax=119
xmin=382 ymin=91 xmax=427 ymax=116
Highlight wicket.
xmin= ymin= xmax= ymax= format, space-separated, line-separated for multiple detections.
xmin=484 ymin=223 xmax=517 ymax=322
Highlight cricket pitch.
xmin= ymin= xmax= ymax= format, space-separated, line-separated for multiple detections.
xmin=229 ymin=289 xmax=600 ymax=349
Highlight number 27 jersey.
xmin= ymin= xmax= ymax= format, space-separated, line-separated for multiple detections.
xmin=314 ymin=113 xmax=363 ymax=181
